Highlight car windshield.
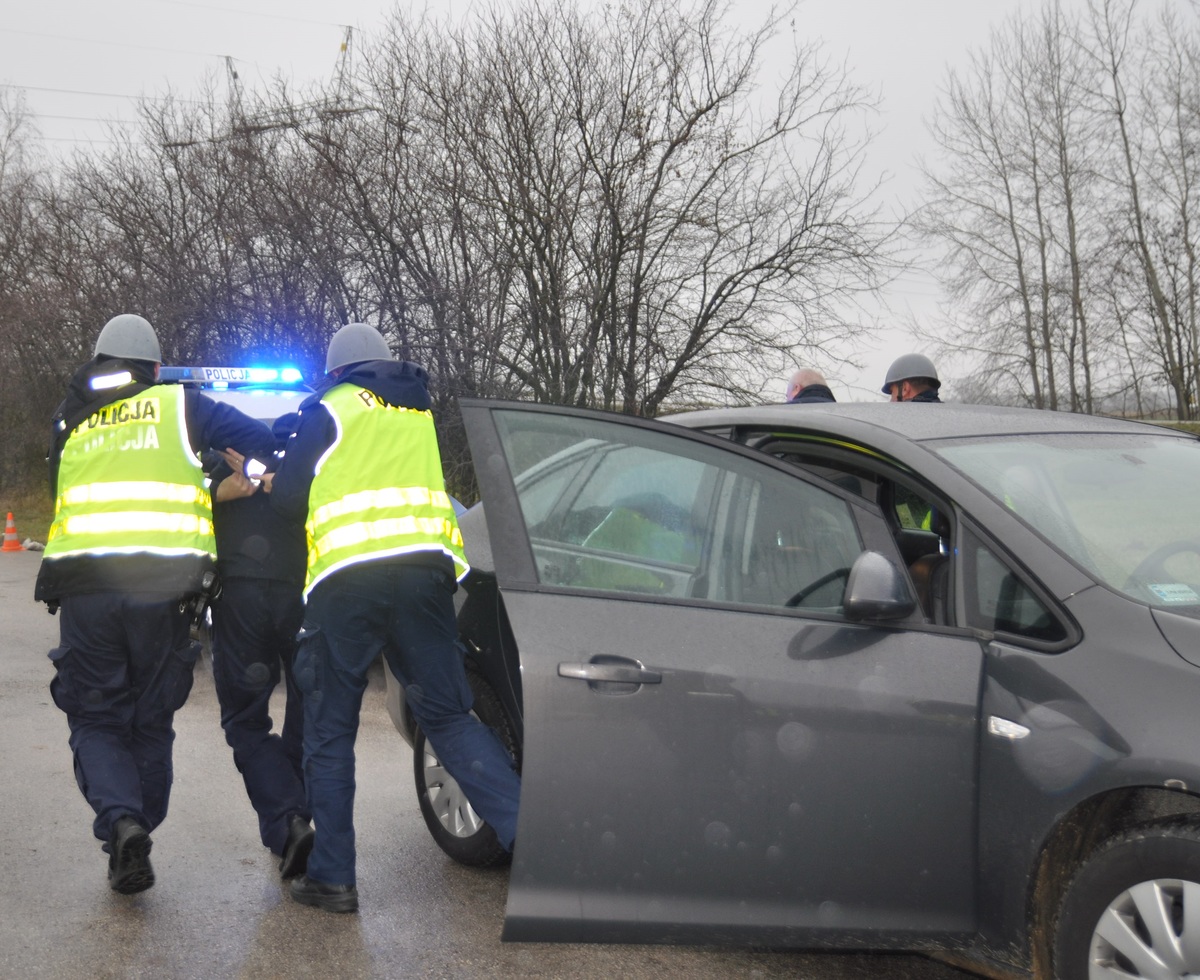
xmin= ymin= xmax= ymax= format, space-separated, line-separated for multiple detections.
xmin=935 ymin=431 xmax=1200 ymax=609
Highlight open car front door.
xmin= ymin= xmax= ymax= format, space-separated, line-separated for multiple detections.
xmin=459 ymin=400 xmax=985 ymax=947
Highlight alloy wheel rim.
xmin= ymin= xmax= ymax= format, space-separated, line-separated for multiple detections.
xmin=1088 ymin=879 xmax=1200 ymax=978
xmin=422 ymin=746 xmax=486 ymax=838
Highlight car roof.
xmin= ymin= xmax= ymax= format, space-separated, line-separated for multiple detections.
xmin=664 ymin=401 xmax=1192 ymax=445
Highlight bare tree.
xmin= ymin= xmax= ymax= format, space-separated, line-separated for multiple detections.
xmin=918 ymin=28 xmax=1059 ymax=408
xmin=338 ymin=0 xmax=891 ymax=415
xmin=916 ymin=0 xmax=1198 ymax=415
xmin=1085 ymin=0 xmax=1189 ymax=413
xmin=0 ymin=89 xmax=63 ymax=491
xmin=2 ymin=0 xmax=895 ymax=497
xmin=1133 ymin=4 xmax=1200 ymax=414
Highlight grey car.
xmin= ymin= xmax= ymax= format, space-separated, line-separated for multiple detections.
xmin=389 ymin=398 xmax=1200 ymax=980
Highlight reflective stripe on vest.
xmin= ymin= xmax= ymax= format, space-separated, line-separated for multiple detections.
xmin=44 ymin=384 xmax=215 ymax=561
xmin=305 ymin=384 xmax=468 ymax=596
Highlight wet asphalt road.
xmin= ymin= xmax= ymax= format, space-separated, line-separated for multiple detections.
xmin=0 ymin=549 xmax=980 ymax=979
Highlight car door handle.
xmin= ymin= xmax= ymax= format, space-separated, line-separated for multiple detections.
xmin=558 ymin=662 xmax=663 ymax=684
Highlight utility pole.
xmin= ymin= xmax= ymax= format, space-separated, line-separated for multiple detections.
xmin=225 ymin=56 xmax=245 ymax=128
xmin=334 ymin=27 xmax=354 ymax=107
xmin=163 ymin=29 xmax=369 ymax=148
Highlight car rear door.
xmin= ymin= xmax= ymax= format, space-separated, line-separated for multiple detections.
xmin=460 ymin=401 xmax=985 ymax=946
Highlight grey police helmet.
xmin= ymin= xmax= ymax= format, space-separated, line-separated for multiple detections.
xmin=882 ymin=352 xmax=940 ymax=393
xmin=325 ymin=322 xmax=392 ymax=374
xmin=93 ymin=314 xmax=162 ymax=363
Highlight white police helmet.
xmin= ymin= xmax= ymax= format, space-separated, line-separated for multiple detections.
xmin=325 ymin=322 xmax=392 ymax=374
xmin=93 ymin=314 xmax=162 ymax=363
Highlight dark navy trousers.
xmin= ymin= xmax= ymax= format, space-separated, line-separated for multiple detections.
xmin=210 ymin=577 xmax=308 ymax=855
xmin=295 ymin=561 xmax=521 ymax=887
xmin=50 ymin=593 xmax=198 ymax=846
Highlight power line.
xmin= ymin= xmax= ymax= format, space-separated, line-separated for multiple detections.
xmin=0 ymin=27 xmax=220 ymax=60
xmin=7 ymin=83 xmax=212 ymax=138
xmin=152 ymin=0 xmax=352 ymax=30
xmin=36 ymin=135 xmax=125 ymax=145
xmin=1 ymin=83 xmax=210 ymax=105
xmin=0 ymin=5 xmax=358 ymax=102
xmin=3 ymin=5 xmax=365 ymax=145
xmin=37 ymin=114 xmax=140 ymax=124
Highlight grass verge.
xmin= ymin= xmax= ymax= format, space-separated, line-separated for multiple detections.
xmin=1 ymin=488 xmax=53 ymax=546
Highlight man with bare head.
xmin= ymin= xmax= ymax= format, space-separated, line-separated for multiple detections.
xmin=785 ymin=367 xmax=836 ymax=404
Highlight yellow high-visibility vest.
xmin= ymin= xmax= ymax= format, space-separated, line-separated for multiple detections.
xmin=44 ymin=384 xmax=214 ymax=561
xmin=304 ymin=383 xmax=468 ymax=596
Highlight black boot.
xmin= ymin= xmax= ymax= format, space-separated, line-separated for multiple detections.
xmin=279 ymin=814 xmax=315 ymax=880
xmin=288 ymin=874 xmax=358 ymax=913
xmin=108 ymin=816 xmax=154 ymax=894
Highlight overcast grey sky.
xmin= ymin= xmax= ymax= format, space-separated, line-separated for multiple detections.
xmin=1 ymin=0 xmax=1047 ymax=399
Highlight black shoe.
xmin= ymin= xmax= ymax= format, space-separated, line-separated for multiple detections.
xmin=288 ymin=874 xmax=358 ymax=913
xmin=108 ymin=816 xmax=154 ymax=894
xmin=279 ymin=815 xmax=315 ymax=880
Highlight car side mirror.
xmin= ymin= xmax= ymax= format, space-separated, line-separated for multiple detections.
xmin=843 ymin=551 xmax=917 ymax=622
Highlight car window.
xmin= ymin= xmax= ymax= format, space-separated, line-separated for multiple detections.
xmin=568 ymin=447 xmax=705 ymax=561
xmin=712 ymin=466 xmax=862 ymax=610
xmin=493 ymin=410 xmax=864 ymax=612
xmin=741 ymin=436 xmax=953 ymax=623
xmin=748 ymin=438 xmax=882 ymax=504
xmin=963 ymin=529 xmax=1068 ymax=644
xmin=515 ymin=451 xmax=592 ymax=531
xmin=937 ymin=432 xmax=1200 ymax=613
xmin=892 ymin=484 xmax=937 ymax=531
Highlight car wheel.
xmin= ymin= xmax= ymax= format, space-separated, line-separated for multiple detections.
xmin=1054 ymin=822 xmax=1200 ymax=979
xmin=412 ymin=668 xmax=520 ymax=868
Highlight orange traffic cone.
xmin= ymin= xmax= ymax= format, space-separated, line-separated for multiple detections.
xmin=2 ymin=512 xmax=24 ymax=552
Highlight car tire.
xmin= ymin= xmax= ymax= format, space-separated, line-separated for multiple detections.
xmin=1054 ymin=821 xmax=1200 ymax=980
xmin=412 ymin=668 xmax=520 ymax=868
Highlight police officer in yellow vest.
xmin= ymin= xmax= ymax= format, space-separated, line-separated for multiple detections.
xmin=35 ymin=314 xmax=275 ymax=895
xmin=264 ymin=323 xmax=521 ymax=914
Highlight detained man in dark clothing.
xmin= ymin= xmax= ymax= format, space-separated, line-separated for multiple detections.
xmin=785 ymin=368 xmax=836 ymax=404
xmin=205 ymin=412 xmax=313 ymax=880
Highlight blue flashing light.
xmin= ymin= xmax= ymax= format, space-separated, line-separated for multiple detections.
xmin=159 ymin=365 xmax=307 ymax=386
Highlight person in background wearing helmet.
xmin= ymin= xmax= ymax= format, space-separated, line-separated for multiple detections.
xmin=263 ymin=323 xmax=521 ymax=913
xmin=880 ymin=352 xmax=944 ymax=530
xmin=35 ymin=314 xmax=275 ymax=895
xmin=785 ymin=367 xmax=836 ymax=404
xmin=882 ymin=353 xmax=942 ymax=403
xmin=202 ymin=412 xmax=313 ymax=883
